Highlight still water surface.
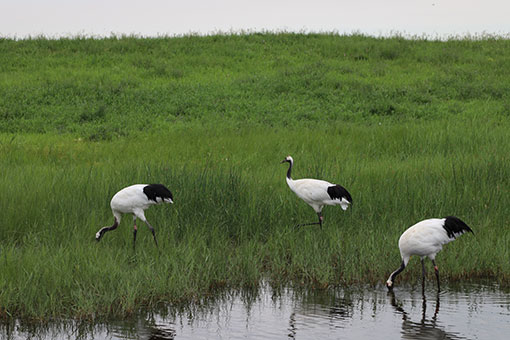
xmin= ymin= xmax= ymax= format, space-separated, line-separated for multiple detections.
xmin=3 ymin=282 xmax=510 ymax=339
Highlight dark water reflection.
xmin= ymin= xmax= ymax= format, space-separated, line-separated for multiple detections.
xmin=389 ymin=289 xmax=459 ymax=339
xmin=2 ymin=282 xmax=510 ymax=339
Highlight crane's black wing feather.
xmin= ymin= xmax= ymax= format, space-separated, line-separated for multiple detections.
xmin=143 ymin=184 xmax=173 ymax=202
xmin=443 ymin=216 xmax=473 ymax=238
xmin=327 ymin=185 xmax=352 ymax=204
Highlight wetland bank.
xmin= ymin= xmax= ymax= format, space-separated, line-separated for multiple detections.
xmin=1 ymin=34 xmax=510 ymax=322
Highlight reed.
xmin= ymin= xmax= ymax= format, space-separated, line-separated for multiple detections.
xmin=1 ymin=119 xmax=509 ymax=320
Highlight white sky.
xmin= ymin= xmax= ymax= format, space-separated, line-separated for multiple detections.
xmin=1 ymin=0 xmax=509 ymax=39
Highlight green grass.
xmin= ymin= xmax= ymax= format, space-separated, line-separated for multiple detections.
xmin=1 ymin=33 xmax=510 ymax=136
xmin=1 ymin=33 xmax=510 ymax=320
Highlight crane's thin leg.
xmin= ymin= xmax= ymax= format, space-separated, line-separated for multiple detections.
xmin=132 ymin=215 xmax=138 ymax=250
xmin=432 ymin=260 xmax=440 ymax=291
xmin=96 ymin=217 xmax=119 ymax=241
xmin=296 ymin=212 xmax=323 ymax=228
xmin=144 ymin=220 xmax=158 ymax=247
xmin=134 ymin=210 xmax=158 ymax=247
xmin=421 ymin=258 xmax=427 ymax=292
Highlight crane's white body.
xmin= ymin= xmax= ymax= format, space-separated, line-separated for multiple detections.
xmin=286 ymin=177 xmax=350 ymax=212
xmin=398 ymin=218 xmax=453 ymax=265
xmin=110 ymin=184 xmax=173 ymax=222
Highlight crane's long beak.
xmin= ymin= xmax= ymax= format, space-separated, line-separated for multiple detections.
xmin=280 ymin=159 xmax=287 ymax=164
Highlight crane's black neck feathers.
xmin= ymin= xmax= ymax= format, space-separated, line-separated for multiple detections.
xmin=286 ymin=160 xmax=293 ymax=179
xmin=143 ymin=184 xmax=173 ymax=202
xmin=327 ymin=185 xmax=353 ymax=203
xmin=390 ymin=260 xmax=406 ymax=282
xmin=443 ymin=216 xmax=473 ymax=239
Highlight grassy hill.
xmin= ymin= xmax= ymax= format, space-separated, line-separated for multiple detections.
xmin=1 ymin=33 xmax=510 ymax=137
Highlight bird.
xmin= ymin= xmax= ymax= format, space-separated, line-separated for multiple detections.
xmin=280 ymin=155 xmax=352 ymax=228
xmin=95 ymin=184 xmax=173 ymax=248
xmin=386 ymin=216 xmax=474 ymax=291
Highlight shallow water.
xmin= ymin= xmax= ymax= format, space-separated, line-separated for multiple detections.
xmin=3 ymin=282 xmax=510 ymax=339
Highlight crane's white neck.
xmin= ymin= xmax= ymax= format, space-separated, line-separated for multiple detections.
xmin=285 ymin=158 xmax=296 ymax=191
xmin=286 ymin=175 xmax=295 ymax=189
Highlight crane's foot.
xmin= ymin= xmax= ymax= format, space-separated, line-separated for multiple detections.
xmin=296 ymin=222 xmax=321 ymax=228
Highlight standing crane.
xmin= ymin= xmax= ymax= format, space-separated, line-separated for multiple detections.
xmin=281 ymin=155 xmax=352 ymax=228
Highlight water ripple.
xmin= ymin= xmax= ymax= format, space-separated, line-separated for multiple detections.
xmin=2 ymin=282 xmax=510 ymax=339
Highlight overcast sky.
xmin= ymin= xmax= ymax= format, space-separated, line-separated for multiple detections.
xmin=1 ymin=0 xmax=509 ymax=39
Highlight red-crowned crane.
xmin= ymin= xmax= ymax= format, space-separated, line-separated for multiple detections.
xmin=95 ymin=184 xmax=173 ymax=248
xmin=281 ymin=155 xmax=352 ymax=228
xmin=386 ymin=216 xmax=474 ymax=291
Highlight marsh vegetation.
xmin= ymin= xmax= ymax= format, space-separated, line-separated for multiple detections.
xmin=1 ymin=33 xmax=509 ymax=320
